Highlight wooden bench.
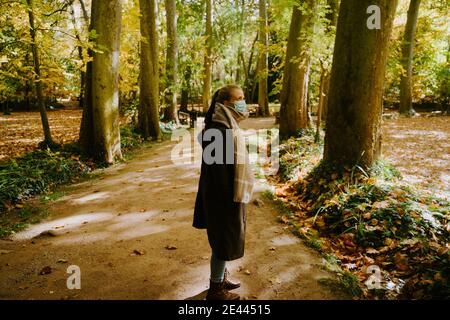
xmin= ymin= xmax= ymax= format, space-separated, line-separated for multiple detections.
xmin=247 ymin=104 xmax=260 ymax=117
xmin=274 ymin=111 xmax=280 ymax=124
xmin=178 ymin=111 xmax=189 ymax=125
xmin=178 ymin=110 xmax=198 ymax=128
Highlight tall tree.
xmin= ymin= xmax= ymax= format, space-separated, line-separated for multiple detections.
xmin=202 ymin=0 xmax=213 ymax=112
xmin=69 ymin=3 xmax=86 ymax=110
xmin=323 ymin=0 xmax=399 ymax=168
xmin=138 ymin=0 xmax=162 ymax=141
xmin=163 ymin=0 xmax=179 ymax=124
xmin=319 ymin=0 xmax=339 ymax=121
xmin=316 ymin=0 xmax=339 ymax=142
xmin=79 ymin=0 xmax=123 ymax=163
xmin=258 ymin=0 xmax=269 ymax=116
xmin=235 ymin=0 xmax=245 ymax=83
xmin=279 ymin=0 xmax=316 ymax=138
xmin=399 ymin=0 xmax=421 ymax=116
xmin=26 ymin=0 xmax=54 ymax=147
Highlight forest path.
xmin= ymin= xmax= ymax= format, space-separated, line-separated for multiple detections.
xmin=0 ymin=117 xmax=345 ymax=300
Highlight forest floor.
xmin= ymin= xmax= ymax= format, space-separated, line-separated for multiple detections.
xmin=0 ymin=116 xmax=347 ymax=300
xmin=381 ymin=114 xmax=449 ymax=200
xmin=0 ymin=112 xmax=448 ymax=300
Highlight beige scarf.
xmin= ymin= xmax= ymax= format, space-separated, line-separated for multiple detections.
xmin=212 ymin=102 xmax=255 ymax=204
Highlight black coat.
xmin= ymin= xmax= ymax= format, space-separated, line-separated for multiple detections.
xmin=193 ymin=121 xmax=247 ymax=261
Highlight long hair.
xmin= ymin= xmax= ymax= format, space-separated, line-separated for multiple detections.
xmin=204 ymin=84 xmax=242 ymax=128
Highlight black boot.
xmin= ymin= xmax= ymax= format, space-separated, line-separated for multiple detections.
xmin=223 ymin=268 xmax=241 ymax=290
xmin=206 ymin=279 xmax=240 ymax=300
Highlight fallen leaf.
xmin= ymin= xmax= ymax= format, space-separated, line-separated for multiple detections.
xmin=280 ymin=215 xmax=290 ymax=224
xmin=39 ymin=266 xmax=52 ymax=275
xmin=366 ymin=248 xmax=379 ymax=255
xmin=132 ymin=249 xmax=146 ymax=255
xmin=372 ymin=201 xmax=390 ymax=209
xmin=363 ymin=256 xmax=375 ymax=265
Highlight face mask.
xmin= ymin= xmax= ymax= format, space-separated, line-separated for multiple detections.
xmin=233 ymin=100 xmax=247 ymax=113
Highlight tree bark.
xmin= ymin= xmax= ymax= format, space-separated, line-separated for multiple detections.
xmin=279 ymin=0 xmax=316 ymax=138
xmin=163 ymin=0 xmax=179 ymax=124
xmin=26 ymin=0 xmax=54 ymax=146
xmin=320 ymin=0 xmax=339 ymax=121
xmin=202 ymin=0 xmax=213 ymax=112
xmin=180 ymin=64 xmax=192 ymax=112
xmin=79 ymin=0 xmax=123 ymax=163
xmin=258 ymin=0 xmax=269 ymax=116
xmin=315 ymin=61 xmax=328 ymax=143
xmin=138 ymin=0 xmax=162 ymax=141
xmin=235 ymin=0 xmax=245 ymax=83
xmin=69 ymin=4 xmax=86 ymax=110
xmin=323 ymin=0 xmax=399 ymax=169
xmin=399 ymin=0 xmax=421 ymax=116
xmin=241 ymin=33 xmax=258 ymax=102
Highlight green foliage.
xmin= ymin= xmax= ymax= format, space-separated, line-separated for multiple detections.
xmin=120 ymin=124 xmax=145 ymax=152
xmin=385 ymin=0 xmax=449 ymax=107
xmin=278 ymin=129 xmax=323 ymax=181
xmin=0 ymin=204 xmax=49 ymax=238
xmin=0 ymin=149 xmax=89 ymax=213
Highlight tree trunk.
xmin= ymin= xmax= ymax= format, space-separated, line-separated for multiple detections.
xmin=180 ymin=64 xmax=192 ymax=112
xmin=202 ymin=0 xmax=213 ymax=112
xmin=258 ymin=0 xmax=269 ymax=116
xmin=79 ymin=0 xmax=123 ymax=163
xmin=279 ymin=0 xmax=316 ymax=139
xmin=323 ymin=0 xmax=399 ymax=169
xmin=70 ymin=5 xmax=86 ymax=110
xmin=399 ymin=0 xmax=421 ymax=116
xmin=26 ymin=0 xmax=54 ymax=146
xmin=163 ymin=0 xmax=179 ymax=124
xmin=241 ymin=33 xmax=258 ymax=102
xmin=315 ymin=62 xmax=328 ymax=143
xmin=235 ymin=0 xmax=245 ymax=83
xmin=138 ymin=0 xmax=162 ymax=141
xmin=320 ymin=0 xmax=339 ymax=121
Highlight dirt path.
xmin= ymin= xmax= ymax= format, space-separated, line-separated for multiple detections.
xmin=0 ymin=117 xmax=345 ymax=300
xmin=382 ymin=115 xmax=450 ymax=200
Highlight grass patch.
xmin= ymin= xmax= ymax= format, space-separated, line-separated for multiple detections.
xmin=0 ymin=204 xmax=49 ymax=238
xmin=0 ymin=149 xmax=89 ymax=213
xmin=41 ymin=191 xmax=65 ymax=203
xmin=318 ymin=271 xmax=364 ymax=298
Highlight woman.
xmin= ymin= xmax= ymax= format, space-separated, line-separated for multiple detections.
xmin=193 ymin=84 xmax=255 ymax=300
